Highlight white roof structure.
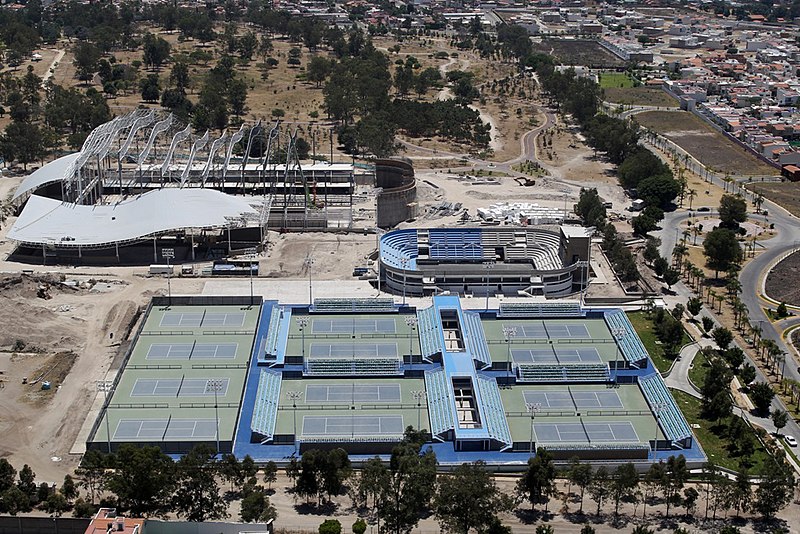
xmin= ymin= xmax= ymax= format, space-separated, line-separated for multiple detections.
xmin=12 ymin=153 xmax=80 ymax=203
xmin=8 ymin=189 xmax=260 ymax=248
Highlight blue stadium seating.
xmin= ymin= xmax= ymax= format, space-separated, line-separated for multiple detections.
xmin=475 ymin=375 xmax=512 ymax=449
xmin=424 ymin=369 xmax=455 ymax=436
xmin=516 ymin=363 xmax=610 ymax=382
xmin=304 ymin=358 xmax=402 ymax=376
xmin=250 ymin=370 xmax=282 ymax=441
xmin=428 ymin=229 xmax=484 ymax=261
xmin=639 ymin=374 xmax=693 ymax=444
xmin=380 ymin=229 xmax=418 ymax=270
xmin=604 ymin=311 xmax=649 ymax=365
xmin=262 ymin=306 xmax=283 ymax=360
xmin=463 ymin=311 xmax=492 ymax=368
xmin=498 ymin=301 xmax=583 ymax=318
xmin=417 ymin=306 xmax=442 ymax=358
xmin=312 ymin=298 xmax=397 ymax=314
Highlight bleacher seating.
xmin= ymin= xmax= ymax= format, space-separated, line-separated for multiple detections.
xmin=262 ymin=306 xmax=283 ymax=360
xmin=463 ymin=311 xmax=492 ymax=368
xmin=417 ymin=306 xmax=442 ymax=358
xmin=380 ymin=229 xmax=418 ymax=270
xmin=639 ymin=374 xmax=693 ymax=444
xmin=305 ymin=358 xmax=402 ymax=376
xmin=604 ymin=311 xmax=649 ymax=365
xmin=424 ymin=369 xmax=455 ymax=436
xmin=475 ymin=375 xmax=512 ymax=449
xmin=311 ymin=298 xmax=397 ymax=314
xmin=428 ymin=229 xmax=484 ymax=261
xmin=517 ymin=363 xmax=610 ymax=382
xmin=498 ymin=301 xmax=583 ymax=318
xmin=250 ymin=370 xmax=282 ymax=441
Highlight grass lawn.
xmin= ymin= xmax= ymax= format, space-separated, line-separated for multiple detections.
xmin=626 ymin=311 xmax=691 ymax=374
xmin=671 ymin=389 xmax=772 ymax=474
xmin=599 ymin=71 xmax=634 ymax=89
xmin=688 ymin=347 xmax=709 ymax=390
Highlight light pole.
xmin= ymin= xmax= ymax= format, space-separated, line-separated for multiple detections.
xmin=611 ymin=327 xmax=626 ymax=386
xmin=162 ymin=248 xmax=174 ymax=306
xmin=400 ymin=256 xmax=409 ymax=307
xmin=502 ymin=326 xmax=517 ymax=387
xmin=304 ymin=253 xmax=314 ymax=306
xmin=484 ymin=261 xmax=495 ymax=312
xmin=411 ymin=390 xmax=425 ymax=431
xmin=243 ymin=247 xmax=258 ymax=306
xmin=96 ymin=381 xmax=113 ymax=454
xmin=651 ymin=401 xmax=668 ymax=459
xmin=205 ymin=379 xmax=225 ymax=456
xmin=288 ymin=390 xmax=303 ymax=453
xmin=405 ymin=316 xmax=417 ymax=357
xmin=525 ymin=402 xmax=541 ymax=455
xmin=297 ymin=317 xmax=309 ymax=360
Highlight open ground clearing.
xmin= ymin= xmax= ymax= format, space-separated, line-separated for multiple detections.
xmin=604 ymin=87 xmax=679 ymax=108
xmin=532 ymin=39 xmax=625 ymax=68
xmin=749 ymin=181 xmax=800 ymax=219
xmin=634 ymin=111 xmax=779 ymax=177
xmin=598 ymin=71 xmax=633 ymax=89
xmin=765 ymin=250 xmax=800 ymax=307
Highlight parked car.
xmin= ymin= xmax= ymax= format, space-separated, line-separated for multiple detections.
xmin=785 ymin=435 xmax=797 ymax=447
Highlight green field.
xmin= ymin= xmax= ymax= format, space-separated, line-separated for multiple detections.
xmin=626 ymin=311 xmax=691 ymax=374
xmin=688 ymin=348 xmax=709 ymax=390
xmin=599 ymin=71 xmax=634 ymax=89
xmin=671 ymin=389 xmax=772 ymax=474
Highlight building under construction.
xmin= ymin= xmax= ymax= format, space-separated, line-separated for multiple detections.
xmin=8 ymin=111 xmax=356 ymax=265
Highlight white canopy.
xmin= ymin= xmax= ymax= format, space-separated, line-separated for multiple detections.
xmin=8 ymin=188 xmax=260 ymax=247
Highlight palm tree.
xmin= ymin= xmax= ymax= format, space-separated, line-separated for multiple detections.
xmin=754 ymin=193 xmax=764 ymax=213
xmin=684 ymin=260 xmax=694 ymax=284
xmin=694 ymin=268 xmax=705 ymax=293
xmin=688 ymin=188 xmax=698 ymax=210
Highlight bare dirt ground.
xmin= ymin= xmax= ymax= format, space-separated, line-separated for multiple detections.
xmin=536 ymin=123 xmax=617 ymax=185
xmin=765 ymin=250 xmax=800 ymax=307
xmin=604 ymin=87 xmax=679 ymax=108
xmin=634 ymin=111 xmax=779 ymax=177
xmin=264 ymin=231 xmax=377 ymax=280
xmin=531 ymin=39 xmax=625 ymax=68
xmin=0 ymin=272 xmax=204 ymax=482
xmin=749 ymin=182 xmax=800 ymax=220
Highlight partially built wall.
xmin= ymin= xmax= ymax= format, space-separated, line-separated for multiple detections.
xmin=376 ymin=158 xmax=416 ymax=229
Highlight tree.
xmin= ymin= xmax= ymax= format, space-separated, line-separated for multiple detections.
xmin=682 ymin=487 xmax=699 ymax=517
xmin=263 ymin=461 xmax=278 ymax=490
xmin=610 ymin=463 xmax=638 ymax=517
xmin=574 ymin=188 xmax=606 ymax=228
xmin=75 ymin=450 xmax=107 ymax=504
xmin=642 ymin=462 xmax=665 ymax=518
xmin=753 ymin=461 xmax=794 ymax=518
xmin=434 ymin=461 xmax=512 ymax=534
xmin=580 ymin=526 xmax=595 ymax=534
xmin=0 ymin=460 xmax=16 ymax=493
xmin=739 ymin=363 xmax=756 ymax=385
xmin=60 ymin=474 xmax=78 ymax=502
xmin=711 ymin=327 xmax=733 ymax=350
xmin=718 ymin=194 xmax=747 ymax=228
xmin=352 ymin=518 xmax=367 ymax=534
xmin=771 ymin=409 xmax=788 ymax=436
xmin=2 ymin=121 xmax=45 ymax=170
xmin=73 ymin=41 xmax=101 ymax=84
xmin=701 ymin=316 xmax=714 ymax=334
xmin=319 ymin=519 xmax=342 ymax=534
xmin=632 ymin=213 xmax=658 ymax=236
xmin=516 ymin=448 xmax=556 ymax=511
xmin=377 ymin=432 xmax=437 ymax=534
xmin=663 ymin=268 xmax=680 ymax=289
xmin=588 ymin=466 xmax=611 ymax=516
xmin=663 ymin=455 xmax=688 ymax=518
xmin=140 ymin=74 xmax=161 ymax=103
xmin=749 ymin=382 xmax=775 ymax=416
xmin=535 ymin=526 xmax=554 ymax=534
xmin=653 ymin=256 xmax=669 ymax=277
xmin=307 ymin=56 xmax=332 ymax=88
xmin=172 ymin=445 xmax=227 ymax=522
xmin=228 ymin=78 xmax=248 ymax=119
xmin=143 ymin=34 xmax=171 ymax=71
xmin=240 ymin=489 xmax=277 ymax=523
xmin=17 ymin=465 xmax=36 ymax=501
xmin=567 ymin=458 xmax=592 ymax=513
xmin=1 ymin=486 xmax=30 ymax=515
xmin=687 ymin=297 xmax=702 ymax=318
xmin=219 ymin=453 xmax=243 ymax=492
xmin=703 ymin=227 xmax=742 ymax=278
xmin=776 ymin=301 xmax=789 ymax=318
xmin=106 ymin=445 xmax=175 ymax=517
xmin=45 ymin=492 xmax=69 ymax=516
xmin=643 ymin=237 xmax=661 ymax=265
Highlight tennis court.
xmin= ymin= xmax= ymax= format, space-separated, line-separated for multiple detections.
xmin=146 ymin=343 xmax=238 ymax=360
xmin=305 ymin=384 xmax=402 ymax=402
xmin=313 ymin=318 xmax=397 ymax=334
xmin=309 ymin=342 xmax=399 ymax=358
xmin=113 ymin=418 xmax=219 ymax=440
xmin=160 ymin=311 xmax=246 ymax=328
xmin=504 ymin=322 xmax=548 ymax=339
xmin=302 ymin=415 xmax=405 ymax=436
xmin=545 ymin=323 xmax=590 ymax=339
xmin=534 ymin=421 xmax=639 ymax=443
xmin=522 ymin=389 xmax=623 ymax=410
xmin=512 ymin=347 xmax=601 ymax=364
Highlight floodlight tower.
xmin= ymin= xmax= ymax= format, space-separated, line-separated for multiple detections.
xmin=205 ymin=379 xmax=225 ymax=456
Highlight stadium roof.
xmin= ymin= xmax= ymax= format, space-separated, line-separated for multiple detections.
xmin=12 ymin=153 xmax=80 ymax=203
xmin=8 ymin=189 xmax=259 ymax=248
